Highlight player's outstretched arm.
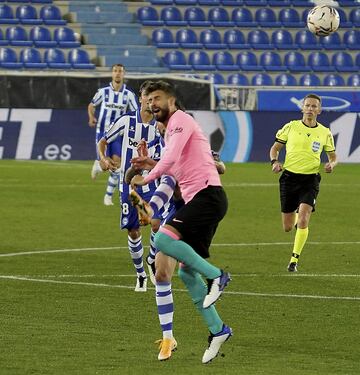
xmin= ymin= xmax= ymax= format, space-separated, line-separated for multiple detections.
xmin=87 ymin=103 xmax=97 ymax=127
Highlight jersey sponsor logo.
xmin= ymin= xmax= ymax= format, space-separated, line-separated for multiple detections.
xmin=128 ymin=139 xmax=139 ymax=147
xmin=170 ymin=126 xmax=183 ymax=135
xmin=122 ymin=217 xmax=129 ymax=226
xmin=105 ymin=104 xmax=124 ymax=110
xmin=312 ymin=141 xmax=321 ymax=152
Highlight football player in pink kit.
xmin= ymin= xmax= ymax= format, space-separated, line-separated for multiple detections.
xmin=131 ymin=81 xmax=232 ymax=364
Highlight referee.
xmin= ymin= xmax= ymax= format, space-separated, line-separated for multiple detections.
xmin=269 ymin=94 xmax=337 ymax=272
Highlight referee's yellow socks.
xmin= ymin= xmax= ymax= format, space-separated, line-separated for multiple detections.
xmin=291 ymin=227 xmax=309 ymax=263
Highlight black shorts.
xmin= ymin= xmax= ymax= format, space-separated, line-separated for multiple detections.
xmin=167 ymin=185 xmax=228 ymax=259
xmin=279 ymin=170 xmax=321 ymax=213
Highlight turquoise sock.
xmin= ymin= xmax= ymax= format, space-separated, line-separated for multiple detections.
xmin=178 ymin=266 xmax=223 ymax=334
xmin=154 ymin=232 xmax=221 ymax=279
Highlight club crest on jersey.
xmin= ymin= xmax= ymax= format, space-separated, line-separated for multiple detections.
xmin=312 ymin=141 xmax=321 ymax=152
xmin=122 ymin=218 xmax=129 ymax=226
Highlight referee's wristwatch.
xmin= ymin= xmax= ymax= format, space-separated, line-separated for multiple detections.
xmin=270 ymin=159 xmax=278 ymax=165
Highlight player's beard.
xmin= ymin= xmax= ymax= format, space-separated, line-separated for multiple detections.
xmin=153 ymin=106 xmax=170 ymax=123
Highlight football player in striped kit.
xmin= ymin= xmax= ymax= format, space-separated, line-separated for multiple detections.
xmin=88 ymin=64 xmax=138 ymax=206
xmin=97 ymin=81 xmax=166 ymax=292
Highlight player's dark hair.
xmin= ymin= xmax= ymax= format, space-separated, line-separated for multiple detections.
xmin=304 ymin=93 xmax=322 ymax=105
xmin=139 ymin=80 xmax=154 ymax=95
xmin=111 ymin=64 xmax=125 ymax=70
xmin=145 ymin=81 xmax=186 ymax=111
xmin=146 ymin=81 xmax=177 ymax=98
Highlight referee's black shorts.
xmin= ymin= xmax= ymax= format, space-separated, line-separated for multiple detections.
xmin=279 ymin=170 xmax=321 ymax=213
xmin=167 ymin=185 xmax=228 ymax=259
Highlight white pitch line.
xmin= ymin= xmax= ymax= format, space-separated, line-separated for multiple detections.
xmin=0 ymin=275 xmax=359 ymax=302
xmin=1 ymin=241 xmax=359 ymax=258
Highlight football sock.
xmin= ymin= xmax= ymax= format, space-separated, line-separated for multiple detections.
xmin=155 ymin=231 xmax=221 ymax=280
xmin=105 ymin=170 xmax=119 ymax=198
xmin=149 ymin=175 xmax=176 ymax=217
xmin=178 ymin=265 xmax=223 ymax=335
xmin=148 ymin=230 xmax=157 ymax=264
xmin=155 ymin=282 xmax=174 ymax=339
xmin=294 ymin=212 xmax=299 ymax=229
xmin=290 ymin=227 xmax=309 ymax=263
xmin=128 ymin=235 xmax=146 ymax=277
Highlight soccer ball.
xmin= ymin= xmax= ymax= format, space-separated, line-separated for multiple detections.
xmin=307 ymin=5 xmax=340 ymax=37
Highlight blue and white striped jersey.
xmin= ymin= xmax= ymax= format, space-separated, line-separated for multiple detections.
xmin=105 ymin=110 xmax=162 ymax=194
xmin=91 ymin=82 xmax=138 ymax=135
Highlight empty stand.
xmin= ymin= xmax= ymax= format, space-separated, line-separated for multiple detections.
xmin=153 ymin=28 xmax=178 ymax=48
xmin=251 ymin=73 xmax=273 ymax=86
xmin=0 ymin=47 xmax=22 ymax=68
xmin=30 ymin=26 xmax=56 ymax=47
xmin=323 ymin=74 xmax=345 ymax=86
xmin=227 ymin=73 xmax=249 ymax=85
xmin=308 ymin=52 xmax=334 ymax=72
xmin=40 ymin=5 xmax=66 ymax=25
xmin=299 ymin=73 xmax=321 ymax=87
xmin=6 ymin=26 xmax=32 ymax=46
xmin=224 ymin=29 xmax=249 ymax=49
xmin=275 ymin=73 xmax=297 ymax=86
xmin=184 ymin=7 xmax=210 ymax=26
xmin=163 ymin=50 xmax=191 ymax=69
xmin=176 ymin=28 xmax=202 ymax=48
xmin=16 ymin=4 xmax=42 ymax=25
xmin=260 ymin=51 xmax=286 ymax=71
xmin=200 ymin=29 xmax=226 ymax=49
xmin=332 ymin=51 xmax=358 ymax=72
xmin=236 ymin=51 xmax=261 ymax=71
xmin=271 ymin=30 xmax=296 ymax=50
xmin=44 ymin=47 xmax=71 ymax=68
xmin=213 ymin=51 xmax=237 ymax=71
xmin=54 ymin=27 xmax=80 ymax=48
xmin=189 ymin=50 xmax=215 ymax=70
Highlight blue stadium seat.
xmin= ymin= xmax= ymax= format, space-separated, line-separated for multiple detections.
xmin=198 ymin=0 xmax=220 ymax=5
xmin=323 ymin=74 xmax=345 ymax=86
xmin=160 ymin=7 xmax=187 ymax=26
xmin=268 ymin=0 xmax=291 ymax=6
xmin=184 ymin=7 xmax=211 ymax=27
xmin=293 ymin=0 xmax=315 ymax=6
xmin=260 ymin=51 xmax=286 ymax=71
xmin=227 ymin=73 xmax=249 ymax=85
xmin=200 ymin=29 xmax=226 ymax=49
xmin=54 ymin=27 xmax=80 ymax=48
xmin=222 ymin=0 xmax=243 ymax=5
xmin=236 ymin=51 xmax=262 ymax=71
xmin=68 ymin=49 xmax=95 ymax=69
xmin=40 ymin=5 xmax=66 ymax=25
xmin=244 ymin=0 xmax=267 ymax=5
xmin=152 ymin=28 xmax=178 ymax=48
xmin=16 ymin=4 xmax=42 ymax=25
xmin=251 ymin=73 xmax=273 ymax=86
xmin=150 ymin=0 xmax=173 ymax=4
xmin=231 ymin=8 xmax=256 ymax=27
xmin=205 ymin=72 xmax=225 ymax=84
xmin=0 ymin=28 xmax=8 ymax=46
xmin=30 ymin=26 xmax=56 ymax=47
xmin=20 ymin=47 xmax=47 ymax=68
xmin=247 ymin=30 xmax=272 ymax=49
xmin=224 ymin=29 xmax=249 ymax=49
xmin=275 ymin=73 xmax=297 ymax=86
xmin=271 ymin=30 xmax=296 ymax=50
xmin=284 ymin=51 xmax=310 ymax=72
xmin=137 ymin=6 xmax=163 ymax=26
xmin=343 ymin=30 xmax=360 ymax=50
xmin=308 ymin=51 xmax=334 ymax=72
xmin=208 ymin=7 xmax=234 ymax=27
xmin=347 ymin=74 xmax=360 ymax=87
xmin=349 ymin=8 xmax=360 ymax=27
xmin=174 ymin=0 xmax=197 ymax=4
xmin=356 ymin=54 xmax=360 ymax=69
xmin=6 ymin=26 xmax=32 ymax=46
xmin=336 ymin=8 xmax=353 ymax=28
xmin=176 ymin=29 xmax=201 ymax=48
xmin=332 ymin=51 xmax=358 ymax=72
xmin=30 ymin=0 xmax=52 ymax=3
xmin=321 ymin=32 xmax=344 ymax=50
xmin=44 ymin=48 xmax=71 ymax=69
xmin=213 ymin=51 xmax=238 ymax=71
xmin=295 ymin=30 xmax=321 ymax=50
xmin=279 ymin=8 xmax=302 ymax=27
xmin=299 ymin=73 xmax=321 ymax=86
xmin=255 ymin=8 xmax=281 ymax=27
xmin=0 ymin=47 xmax=22 ymax=68
xmin=189 ymin=50 xmax=215 ymax=70
xmin=0 ymin=4 xmax=19 ymax=24
xmin=163 ymin=50 xmax=191 ymax=70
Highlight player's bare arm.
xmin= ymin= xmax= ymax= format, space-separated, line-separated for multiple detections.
xmin=270 ymin=141 xmax=284 ymax=173
xmin=87 ymin=103 xmax=97 ymax=127
xmin=97 ymin=137 xmax=117 ymax=171
xmin=324 ymin=151 xmax=337 ymax=173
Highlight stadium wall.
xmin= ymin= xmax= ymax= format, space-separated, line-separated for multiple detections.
xmin=1 ymin=109 xmax=359 ymax=163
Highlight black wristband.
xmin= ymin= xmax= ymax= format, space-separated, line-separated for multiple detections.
xmin=270 ymin=159 xmax=278 ymax=165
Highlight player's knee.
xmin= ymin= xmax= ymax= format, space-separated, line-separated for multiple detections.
xmin=150 ymin=220 xmax=160 ymax=233
xmin=155 ymin=268 xmax=171 ymax=283
xmin=128 ymin=228 xmax=140 ymax=239
xmin=283 ymin=224 xmax=293 ymax=232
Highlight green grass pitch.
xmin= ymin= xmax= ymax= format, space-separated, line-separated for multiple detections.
xmin=0 ymin=160 xmax=359 ymax=375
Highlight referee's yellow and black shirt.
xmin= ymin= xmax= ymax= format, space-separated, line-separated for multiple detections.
xmin=275 ymin=120 xmax=335 ymax=174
